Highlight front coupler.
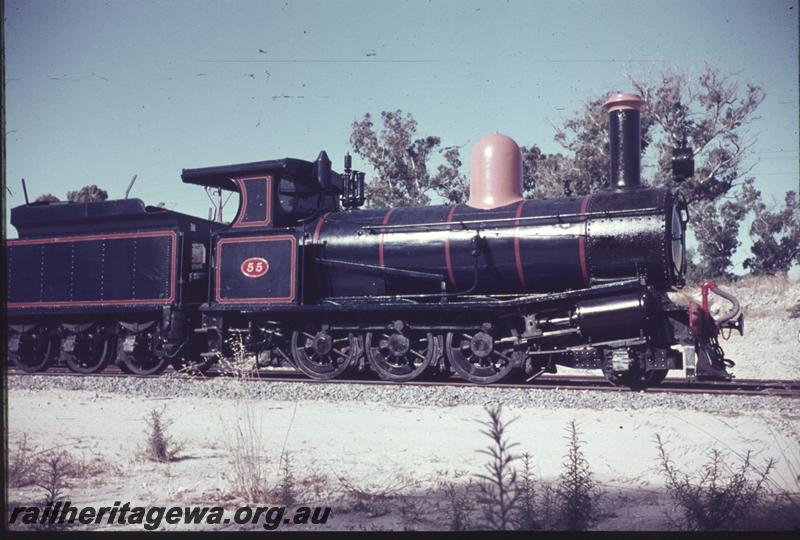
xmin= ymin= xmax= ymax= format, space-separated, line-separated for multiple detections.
xmin=684 ymin=281 xmax=744 ymax=381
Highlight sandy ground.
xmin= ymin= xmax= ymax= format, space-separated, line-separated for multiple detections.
xmin=716 ymin=275 xmax=800 ymax=380
xmin=6 ymin=386 xmax=800 ymax=531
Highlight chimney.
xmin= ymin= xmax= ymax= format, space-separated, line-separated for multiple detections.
xmin=466 ymin=133 xmax=524 ymax=209
xmin=603 ymin=93 xmax=646 ymax=189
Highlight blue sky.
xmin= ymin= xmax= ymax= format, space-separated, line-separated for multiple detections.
xmin=4 ymin=0 xmax=798 ymax=270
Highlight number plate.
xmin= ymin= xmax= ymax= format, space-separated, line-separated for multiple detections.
xmin=240 ymin=257 xmax=270 ymax=278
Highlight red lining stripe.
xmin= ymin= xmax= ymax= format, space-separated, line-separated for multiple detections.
xmin=444 ymin=205 xmax=459 ymax=289
xmin=233 ymin=176 xmax=272 ymax=228
xmin=215 ymin=235 xmax=296 ymax=304
xmin=8 ymin=230 xmax=177 ymax=308
xmin=378 ymin=208 xmax=395 ymax=267
xmin=312 ymin=212 xmax=331 ymax=244
xmin=578 ymin=194 xmax=591 ymax=286
xmin=513 ymin=200 xmax=527 ymax=290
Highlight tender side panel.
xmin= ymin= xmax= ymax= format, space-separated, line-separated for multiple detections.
xmin=215 ymin=235 xmax=297 ymax=304
xmin=7 ymin=231 xmax=176 ymax=308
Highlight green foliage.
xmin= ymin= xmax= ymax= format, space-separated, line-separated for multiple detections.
xmin=66 ymin=184 xmax=108 ymax=203
xmin=349 ymin=110 xmax=468 ymax=207
xmin=347 ymin=67 xmax=793 ymax=277
xmin=34 ymin=193 xmax=60 ymax=203
xmin=635 ymin=68 xmax=764 ymax=203
xmin=683 ymin=247 xmax=708 ymax=285
xmin=744 ymin=191 xmax=800 ymax=275
xmin=549 ymin=95 xmax=655 ymax=196
xmin=656 ymin=434 xmax=775 ymax=530
xmin=474 ymin=404 xmax=521 ymax=530
xmin=554 ymin=420 xmax=600 ymax=530
xmin=520 ymin=145 xmax=571 ymax=198
xmin=633 ymin=68 xmax=765 ymax=277
xmin=528 ymin=67 xmax=765 ymax=277
xmin=691 ymin=181 xmax=759 ymax=279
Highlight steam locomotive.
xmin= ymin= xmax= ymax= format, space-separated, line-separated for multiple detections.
xmin=5 ymin=94 xmax=744 ymax=388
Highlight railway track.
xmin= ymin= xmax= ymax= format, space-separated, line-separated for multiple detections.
xmin=7 ymin=366 xmax=800 ymax=397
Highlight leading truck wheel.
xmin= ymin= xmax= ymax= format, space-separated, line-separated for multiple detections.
xmin=603 ymin=365 xmax=668 ymax=389
xmin=445 ymin=325 xmax=518 ymax=384
xmin=291 ymin=325 xmax=357 ymax=380
xmin=365 ymin=325 xmax=434 ymax=382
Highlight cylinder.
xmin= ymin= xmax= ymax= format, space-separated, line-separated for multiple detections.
xmin=575 ymin=292 xmax=649 ymax=341
xmin=603 ymin=93 xmax=645 ymax=189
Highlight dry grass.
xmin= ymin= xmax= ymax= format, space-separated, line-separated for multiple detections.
xmin=8 ymin=434 xmax=120 ymax=488
xmin=217 ymin=331 xmax=261 ymax=379
xmin=8 ymin=434 xmax=40 ymax=488
xmin=337 ymin=472 xmax=421 ymax=517
xmin=294 ymin=466 xmax=338 ymax=504
xmin=219 ymin=332 xmax=275 ymax=504
xmin=225 ymin=394 xmax=272 ymax=502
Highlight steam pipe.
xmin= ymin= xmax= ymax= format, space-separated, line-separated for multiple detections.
xmin=603 ymin=93 xmax=646 ymax=189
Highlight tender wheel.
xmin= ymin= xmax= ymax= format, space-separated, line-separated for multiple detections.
xmin=64 ymin=332 xmax=114 ymax=374
xmin=10 ymin=329 xmax=56 ymax=373
xmin=445 ymin=325 xmax=518 ymax=384
xmin=291 ymin=324 xmax=357 ymax=380
xmin=118 ymin=328 xmax=170 ymax=375
xmin=365 ymin=323 xmax=434 ymax=382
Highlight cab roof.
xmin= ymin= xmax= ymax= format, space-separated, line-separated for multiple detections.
xmin=180 ymin=157 xmax=315 ymax=191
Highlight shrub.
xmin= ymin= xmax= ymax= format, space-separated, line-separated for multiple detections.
xmin=555 ymin=420 xmax=601 ymax=530
xmin=143 ymin=407 xmax=182 ymax=462
xmin=35 ymin=452 xmax=69 ymax=505
xmin=8 ymin=434 xmax=39 ymax=487
xmin=435 ymin=470 xmax=475 ymax=531
xmin=277 ymin=451 xmax=296 ymax=505
xmin=656 ymin=434 xmax=775 ymax=530
xmin=514 ymin=452 xmax=539 ymax=530
xmin=474 ymin=404 xmax=521 ymax=530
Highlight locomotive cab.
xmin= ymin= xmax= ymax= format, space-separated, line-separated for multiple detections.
xmin=181 ymin=150 xmax=355 ymax=229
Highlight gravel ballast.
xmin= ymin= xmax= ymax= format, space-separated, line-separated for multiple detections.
xmin=8 ymin=373 xmax=797 ymax=414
